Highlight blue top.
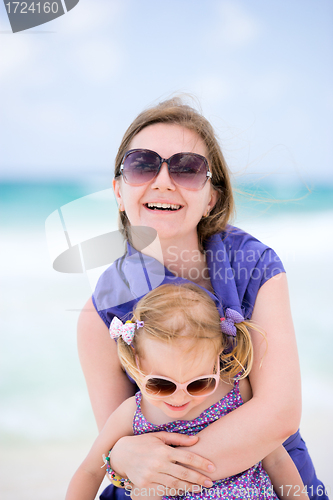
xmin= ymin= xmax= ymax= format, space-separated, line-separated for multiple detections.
xmin=92 ymin=225 xmax=284 ymax=324
xmin=93 ymin=225 xmax=327 ymax=500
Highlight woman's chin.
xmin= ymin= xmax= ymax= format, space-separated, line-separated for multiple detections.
xmin=136 ymin=220 xmax=192 ymax=244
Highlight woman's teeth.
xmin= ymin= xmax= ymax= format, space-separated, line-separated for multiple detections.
xmin=147 ymin=203 xmax=180 ymax=210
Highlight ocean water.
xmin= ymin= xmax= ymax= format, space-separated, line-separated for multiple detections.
xmin=1 ymin=180 xmax=333 ymax=490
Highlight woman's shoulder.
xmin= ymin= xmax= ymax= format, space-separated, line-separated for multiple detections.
xmin=214 ymin=225 xmax=284 ymax=269
xmin=92 ymin=245 xmax=166 ymax=327
xmin=221 ymin=224 xmax=271 ymax=253
xmin=206 ymin=226 xmax=286 ymax=318
xmin=92 ymin=252 xmax=140 ymax=327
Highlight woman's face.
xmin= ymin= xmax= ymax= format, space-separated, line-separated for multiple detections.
xmin=113 ymin=123 xmax=217 ymax=247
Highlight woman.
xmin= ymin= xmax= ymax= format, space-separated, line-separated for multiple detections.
xmin=78 ymin=98 xmax=327 ymax=499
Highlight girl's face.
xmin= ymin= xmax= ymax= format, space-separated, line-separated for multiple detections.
xmin=136 ymin=337 xmax=218 ymax=420
xmin=113 ymin=123 xmax=217 ymax=246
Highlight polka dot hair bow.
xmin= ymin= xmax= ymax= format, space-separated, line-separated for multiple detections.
xmin=109 ymin=316 xmax=144 ymax=345
xmin=220 ymin=308 xmax=244 ymax=337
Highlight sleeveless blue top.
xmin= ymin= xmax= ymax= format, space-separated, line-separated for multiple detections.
xmin=93 ymin=225 xmax=284 ymax=323
xmin=93 ymin=225 xmax=327 ymax=500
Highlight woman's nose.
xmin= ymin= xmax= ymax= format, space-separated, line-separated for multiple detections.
xmin=150 ymin=162 xmax=176 ymax=191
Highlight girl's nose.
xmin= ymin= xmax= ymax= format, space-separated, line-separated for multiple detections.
xmin=150 ymin=162 xmax=176 ymax=191
xmin=169 ymin=389 xmax=188 ymax=404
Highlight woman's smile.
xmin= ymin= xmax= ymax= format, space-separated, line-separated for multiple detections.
xmin=145 ymin=202 xmax=182 ymax=211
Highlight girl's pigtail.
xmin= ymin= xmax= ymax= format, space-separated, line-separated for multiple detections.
xmin=220 ymin=321 xmax=266 ymax=381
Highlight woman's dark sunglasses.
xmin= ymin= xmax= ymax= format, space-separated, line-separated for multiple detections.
xmin=120 ymin=149 xmax=212 ymax=191
xmin=140 ymin=356 xmax=220 ymax=399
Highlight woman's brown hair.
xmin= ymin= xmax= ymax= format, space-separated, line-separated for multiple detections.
xmin=114 ymin=97 xmax=234 ymax=251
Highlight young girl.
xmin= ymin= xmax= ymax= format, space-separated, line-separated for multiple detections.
xmin=68 ymin=284 xmax=309 ymax=500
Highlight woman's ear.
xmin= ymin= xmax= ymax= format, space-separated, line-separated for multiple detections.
xmin=113 ymin=178 xmax=124 ymax=211
xmin=207 ymin=187 xmax=218 ymax=213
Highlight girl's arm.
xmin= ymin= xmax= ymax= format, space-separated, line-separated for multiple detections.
xmin=263 ymin=446 xmax=309 ymax=499
xmin=65 ymin=397 xmax=136 ymax=500
xmin=77 ymin=297 xmax=216 ymax=491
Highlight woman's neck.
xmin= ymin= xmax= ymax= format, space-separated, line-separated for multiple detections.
xmin=163 ymin=243 xmax=211 ymax=288
xmin=139 ymin=233 xmax=212 ymax=291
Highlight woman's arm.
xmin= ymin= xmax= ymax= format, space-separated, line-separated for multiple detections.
xmin=263 ymin=446 xmax=309 ymax=500
xmin=175 ymin=273 xmax=302 ymax=480
xmin=77 ymin=297 xmax=135 ymax=431
xmin=78 ymin=297 xmax=216 ymax=490
xmin=66 ymin=397 xmax=135 ymax=500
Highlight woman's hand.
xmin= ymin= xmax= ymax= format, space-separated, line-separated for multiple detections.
xmin=111 ymin=432 xmax=215 ymax=493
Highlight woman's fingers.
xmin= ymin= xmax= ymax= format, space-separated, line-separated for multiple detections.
xmin=128 ymin=440 xmax=214 ymax=491
xmin=153 ymin=432 xmax=216 ymax=474
xmin=110 ymin=433 xmax=215 ymax=490
xmin=131 ymin=470 xmax=213 ymax=498
xmin=161 ymin=462 xmax=214 ymax=489
xmin=157 ymin=432 xmax=199 ymax=447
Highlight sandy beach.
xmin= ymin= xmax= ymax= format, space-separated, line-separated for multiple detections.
xmin=0 ymin=441 xmax=109 ymax=500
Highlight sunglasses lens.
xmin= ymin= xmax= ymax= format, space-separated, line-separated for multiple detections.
xmin=122 ymin=150 xmax=209 ymax=190
xmin=122 ymin=151 xmax=160 ymax=185
xmin=169 ymin=153 xmax=208 ymax=189
xmin=187 ymin=377 xmax=217 ymax=396
xmin=145 ymin=378 xmax=177 ymax=397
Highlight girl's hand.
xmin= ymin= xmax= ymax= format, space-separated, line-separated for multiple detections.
xmin=111 ymin=432 xmax=215 ymax=493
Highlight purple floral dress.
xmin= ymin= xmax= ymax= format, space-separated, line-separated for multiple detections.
xmin=133 ymin=378 xmax=279 ymax=500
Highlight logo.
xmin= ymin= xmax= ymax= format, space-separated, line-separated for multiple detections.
xmin=45 ymin=189 xmax=165 ymax=307
xmin=3 ymin=0 xmax=80 ymax=33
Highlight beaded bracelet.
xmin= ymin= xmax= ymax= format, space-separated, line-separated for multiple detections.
xmin=102 ymin=449 xmax=132 ymax=489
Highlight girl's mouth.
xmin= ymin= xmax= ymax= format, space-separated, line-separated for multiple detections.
xmin=145 ymin=203 xmax=182 ymax=211
xmin=164 ymin=401 xmax=190 ymax=411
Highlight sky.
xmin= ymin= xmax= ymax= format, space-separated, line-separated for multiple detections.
xmin=0 ymin=0 xmax=333 ymax=185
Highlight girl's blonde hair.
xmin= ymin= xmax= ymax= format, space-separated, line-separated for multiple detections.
xmin=117 ymin=283 xmax=259 ymax=384
xmin=114 ymin=97 xmax=234 ymax=252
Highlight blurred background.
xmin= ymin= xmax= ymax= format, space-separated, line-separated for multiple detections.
xmin=0 ymin=0 xmax=332 ymax=498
